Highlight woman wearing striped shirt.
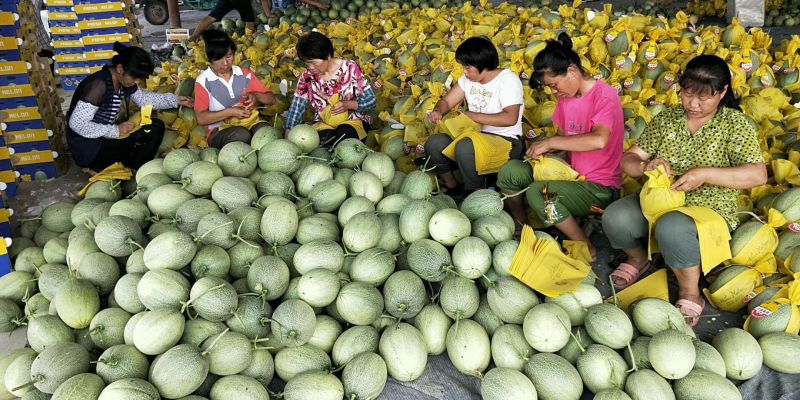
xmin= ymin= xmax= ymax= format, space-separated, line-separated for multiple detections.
xmin=284 ymin=32 xmax=377 ymax=145
xmin=65 ymin=43 xmax=193 ymax=171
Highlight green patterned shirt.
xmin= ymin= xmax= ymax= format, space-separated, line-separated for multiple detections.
xmin=637 ymin=106 xmax=763 ymax=229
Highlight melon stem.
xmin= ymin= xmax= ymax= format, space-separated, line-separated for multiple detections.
xmin=560 ymin=316 xmax=585 ymax=353
xmin=499 ymin=186 xmax=530 ymax=201
xmin=194 ymin=220 xmax=234 ymax=243
xmin=626 ymin=341 xmax=638 ymax=372
xmin=181 ymin=283 xmax=227 ymax=314
xmin=201 ymin=328 xmax=230 ymax=357
xmin=12 ymin=379 xmax=38 ymax=393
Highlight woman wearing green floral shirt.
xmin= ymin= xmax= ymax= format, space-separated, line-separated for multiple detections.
xmin=601 ymin=55 xmax=767 ymax=327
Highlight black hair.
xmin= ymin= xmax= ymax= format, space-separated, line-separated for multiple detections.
xmin=455 ymin=36 xmax=499 ymax=72
xmin=297 ymin=32 xmax=335 ymax=62
xmin=679 ymin=54 xmax=740 ymax=110
xmin=111 ymin=42 xmax=154 ymax=79
xmin=530 ymin=33 xmax=584 ymax=89
xmin=202 ymin=29 xmax=237 ymax=62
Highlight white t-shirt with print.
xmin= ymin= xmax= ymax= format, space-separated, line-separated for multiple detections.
xmin=457 ymin=68 xmax=524 ymax=138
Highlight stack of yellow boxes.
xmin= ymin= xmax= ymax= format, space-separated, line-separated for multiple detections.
xmin=50 ymin=0 xmax=144 ymax=90
xmin=0 ymin=0 xmax=66 ymax=196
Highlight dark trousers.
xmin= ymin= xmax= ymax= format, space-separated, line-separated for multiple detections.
xmin=424 ymin=133 xmax=524 ymax=191
xmin=89 ymin=118 xmax=165 ymax=171
xmin=208 ymin=126 xmax=252 ymax=149
xmin=318 ymin=121 xmax=368 ymax=147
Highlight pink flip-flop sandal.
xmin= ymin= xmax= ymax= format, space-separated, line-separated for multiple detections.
xmin=610 ymin=262 xmax=652 ymax=290
xmin=676 ymin=298 xmax=705 ymax=327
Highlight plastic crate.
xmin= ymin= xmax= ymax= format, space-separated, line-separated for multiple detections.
xmin=0 ymin=0 xmax=16 ymax=12
xmin=6 ymin=138 xmax=52 ymax=154
xmin=44 ymin=0 xmax=75 ymax=6
xmin=0 ymin=62 xmax=29 ymax=83
xmin=80 ymin=26 xmax=128 ymax=36
xmin=57 ymin=73 xmax=87 ymax=90
xmin=0 ymin=97 xmax=37 ymax=109
xmin=49 ymin=25 xmax=81 ymax=36
xmin=0 ymin=107 xmax=44 ymax=131
xmin=0 ymin=49 xmax=21 ymax=61
xmin=84 ymin=49 xmax=113 ymax=61
xmin=0 ymin=237 xmax=12 ymax=275
xmin=78 ymin=16 xmax=126 ymax=30
xmin=53 ymin=52 xmax=86 ymax=63
xmin=77 ymin=11 xmax=125 ymax=21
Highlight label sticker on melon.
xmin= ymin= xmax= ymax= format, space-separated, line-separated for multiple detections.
xmin=403 ymin=145 xmax=411 ymax=154
xmin=645 ymin=45 xmax=657 ymax=60
xmin=742 ymin=291 xmax=758 ymax=303
xmin=750 ymin=302 xmax=778 ymax=319
xmin=786 ymin=68 xmax=797 ymax=75
xmin=787 ymin=223 xmax=800 ymax=233
xmin=741 ymin=62 xmax=753 ymax=73
xmin=624 ymin=78 xmax=634 ymax=89
xmin=647 ymin=60 xmax=659 ymax=71
xmin=663 ymin=74 xmax=675 ymax=84
xmin=604 ymin=30 xmax=618 ymax=43
xmin=593 ymin=73 xmax=603 ymax=80
xmin=615 ymin=56 xmax=626 ymax=68
xmin=773 ymin=64 xmax=782 ymax=72
xmin=415 ymin=144 xmax=425 ymax=154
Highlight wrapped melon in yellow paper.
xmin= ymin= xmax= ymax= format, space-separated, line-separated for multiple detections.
xmin=639 ymin=164 xmax=685 ymax=224
xmin=527 ymin=155 xmax=584 ymax=182
xmin=509 ymin=225 xmax=592 ymax=297
xmin=730 ymin=210 xmax=784 ymax=273
xmin=744 ymin=278 xmax=800 ymax=335
xmin=703 ymin=264 xmax=764 ymax=312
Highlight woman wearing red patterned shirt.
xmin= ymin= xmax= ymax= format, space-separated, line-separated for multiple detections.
xmin=284 ymin=32 xmax=377 ymax=145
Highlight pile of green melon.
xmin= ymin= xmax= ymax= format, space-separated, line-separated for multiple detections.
xmin=0 ymin=124 xmax=799 ymax=400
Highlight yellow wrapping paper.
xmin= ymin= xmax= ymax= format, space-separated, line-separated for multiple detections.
xmin=440 ymin=114 xmax=511 ymax=175
xmin=651 ymin=206 xmax=733 ymax=275
xmin=772 ymin=158 xmax=800 ymax=187
xmin=640 ymin=165 xmax=686 ymax=224
xmin=313 ymin=94 xmax=367 ymax=140
xmin=744 ymin=277 xmax=800 ymax=334
xmin=528 ymin=156 xmax=585 ymax=182
xmin=703 ymin=266 xmax=764 ymax=312
xmin=730 ymin=210 xmax=784 ymax=274
xmin=509 ymin=225 xmax=592 ymax=297
xmin=605 ymin=268 xmax=670 ymax=311
xmin=78 ymin=162 xmax=133 ymax=197
xmin=219 ymin=109 xmax=260 ymax=131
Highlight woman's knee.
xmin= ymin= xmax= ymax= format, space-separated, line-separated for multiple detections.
xmin=228 ymin=127 xmax=252 ymax=144
xmin=654 ymin=211 xmax=697 ymax=240
xmin=454 ymin=138 xmax=475 ymax=161
xmin=497 ymin=159 xmax=532 ymax=191
xmin=602 ymin=196 xmax=640 ymax=226
xmin=424 ymin=134 xmax=452 ymax=155
xmin=655 ymin=212 xmax=701 ymax=268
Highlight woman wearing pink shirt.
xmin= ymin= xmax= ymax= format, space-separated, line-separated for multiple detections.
xmin=496 ymin=33 xmax=624 ymax=261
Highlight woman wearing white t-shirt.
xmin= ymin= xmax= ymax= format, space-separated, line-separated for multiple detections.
xmin=425 ymin=37 xmax=525 ymax=197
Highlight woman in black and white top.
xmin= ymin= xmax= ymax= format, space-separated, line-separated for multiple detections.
xmin=65 ymin=42 xmax=194 ymax=171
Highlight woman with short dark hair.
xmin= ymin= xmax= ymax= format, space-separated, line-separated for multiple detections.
xmin=194 ymin=29 xmax=276 ymax=148
xmin=496 ymin=33 xmax=624 ymax=258
xmin=65 ymin=42 xmax=193 ymax=171
xmin=425 ymin=36 xmax=525 ymax=198
xmin=284 ymin=31 xmax=377 ymax=144
xmin=601 ymin=54 xmax=767 ymax=326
